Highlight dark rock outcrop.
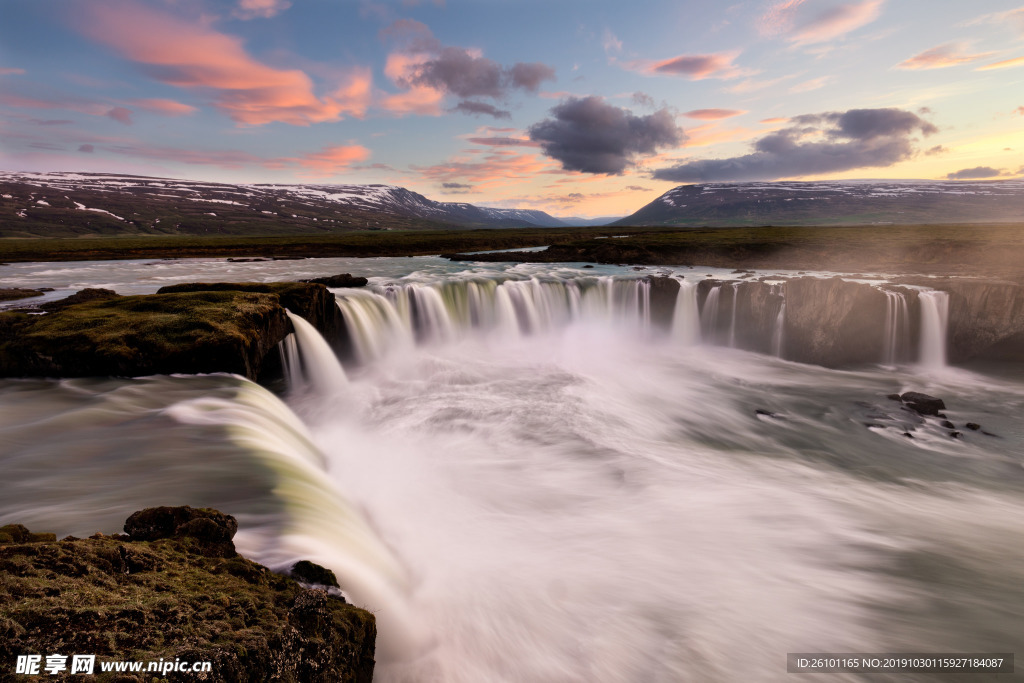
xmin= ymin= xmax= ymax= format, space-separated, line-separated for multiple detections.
xmin=291 ymin=560 xmax=341 ymax=589
xmin=899 ymin=392 xmax=946 ymax=416
xmin=0 ymin=281 xmax=352 ymax=381
xmin=303 ymin=273 xmax=369 ymax=288
xmin=0 ymin=509 xmax=375 ymax=683
xmin=124 ymin=506 xmax=238 ymax=558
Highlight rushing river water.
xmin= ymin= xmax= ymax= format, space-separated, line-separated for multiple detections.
xmin=1 ymin=256 xmax=1023 ymax=682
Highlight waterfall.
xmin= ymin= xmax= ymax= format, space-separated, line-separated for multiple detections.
xmin=334 ymin=276 xmax=654 ymax=364
xmin=882 ymin=290 xmax=910 ymax=364
xmin=918 ymin=290 xmax=949 ymax=368
xmin=728 ymin=283 xmax=740 ymax=348
xmin=671 ymin=281 xmax=701 ymax=345
xmin=771 ymin=286 xmax=786 ymax=358
xmin=284 ymin=311 xmax=348 ymax=393
xmin=700 ymin=285 xmax=722 ymax=344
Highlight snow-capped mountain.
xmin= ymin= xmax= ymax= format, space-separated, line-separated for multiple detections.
xmin=0 ymin=172 xmax=568 ymax=237
xmin=615 ymin=179 xmax=1024 ymax=227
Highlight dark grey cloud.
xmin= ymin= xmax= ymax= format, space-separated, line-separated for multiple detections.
xmin=652 ymin=107 xmax=936 ymax=182
xmin=450 ymin=100 xmax=510 ymax=119
xmin=78 ymin=144 xmax=95 ymax=153
xmin=925 ymin=145 xmax=948 ymax=156
xmin=442 ymin=182 xmax=472 ymax=189
xmin=509 ymin=63 xmax=556 ymax=92
xmin=407 ymin=49 xmax=555 ymax=99
xmin=384 ymin=19 xmax=555 ymax=117
xmin=946 ymin=166 xmax=1003 ymax=180
xmin=529 ymin=96 xmax=685 ymax=175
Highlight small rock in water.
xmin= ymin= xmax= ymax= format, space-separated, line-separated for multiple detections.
xmin=886 ymin=393 xmax=902 ymax=401
xmin=949 ymin=431 xmax=962 ymax=439
xmin=900 ymin=391 xmax=946 ymax=416
xmin=902 ymin=432 xmax=914 ymax=438
xmin=291 ymin=560 xmax=340 ymax=588
xmin=303 ymin=273 xmax=369 ymax=288
xmin=941 ymin=420 xmax=955 ymax=429
xmin=582 ymin=264 xmax=594 ymax=269
xmin=966 ymin=422 xmax=981 ymax=430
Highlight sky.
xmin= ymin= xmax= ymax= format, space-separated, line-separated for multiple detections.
xmin=1 ymin=0 xmax=1023 ymax=218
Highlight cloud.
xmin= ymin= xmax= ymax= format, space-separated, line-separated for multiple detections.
xmin=624 ymin=185 xmax=650 ymax=191
xmin=789 ymin=76 xmax=832 ymax=93
xmin=946 ymin=166 xmax=1003 ymax=180
xmin=286 ymin=144 xmax=371 ymax=176
xmin=976 ymin=56 xmax=1024 ymax=71
xmin=379 ymin=20 xmax=554 ymax=117
xmin=0 ymin=68 xmax=25 ymax=75
xmin=759 ymin=0 xmax=809 ymax=36
xmin=442 ymin=182 xmax=473 ymax=189
xmin=78 ymin=144 xmax=95 ymax=153
xmin=412 ymin=149 xmax=554 ymax=189
xmin=78 ymin=0 xmax=371 ymax=126
xmin=130 ymin=98 xmax=198 ymax=115
xmin=683 ymin=108 xmax=746 ymax=120
xmin=632 ymin=92 xmax=655 ymax=108
xmin=628 ymin=52 xmax=746 ymax=80
xmin=450 ymin=100 xmax=510 ymax=119
xmin=29 ymin=119 xmax=75 ymax=126
xmin=760 ymin=116 xmax=790 ymax=124
xmin=233 ymin=0 xmax=291 ymax=20
xmin=652 ymin=107 xmax=935 ymax=182
xmin=602 ymin=29 xmax=623 ymax=57
xmin=102 ymin=141 xmax=369 ymax=176
xmin=784 ymin=0 xmax=884 ymax=46
xmin=896 ymin=44 xmax=991 ymax=70
xmin=1016 ymin=106 xmax=1024 ymax=116
xmin=966 ymin=6 xmax=1024 ymax=34
xmin=105 ymin=107 xmax=133 ymax=125
xmin=465 ymin=136 xmax=538 ymax=146
xmin=528 ymin=96 xmax=685 ymax=175
xmin=925 ymin=145 xmax=949 ymax=155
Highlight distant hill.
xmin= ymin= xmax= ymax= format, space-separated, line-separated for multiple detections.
xmin=615 ymin=180 xmax=1024 ymax=227
xmin=555 ymin=216 xmax=623 ymax=227
xmin=0 ymin=172 xmax=568 ymax=237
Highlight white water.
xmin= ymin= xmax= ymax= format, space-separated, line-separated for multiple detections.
xmin=700 ymin=285 xmax=722 ymax=344
xmin=1 ymin=259 xmax=1019 ymax=683
xmin=771 ymin=288 xmax=786 ymax=358
xmin=919 ymin=290 xmax=950 ymax=368
xmin=284 ymin=310 xmax=348 ymax=393
xmin=883 ymin=290 xmax=910 ymax=365
xmin=728 ymin=282 xmax=739 ymax=348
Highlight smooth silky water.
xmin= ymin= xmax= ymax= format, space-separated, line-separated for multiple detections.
xmin=1 ymin=256 xmax=1023 ymax=682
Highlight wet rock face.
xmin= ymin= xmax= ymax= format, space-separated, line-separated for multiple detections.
xmin=0 ymin=511 xmax=376 ymax=683
xmin=943 ymin=280 xmax=1024 ymax=363
xmin=646 ymin=276 xmax=680 ymax=331
xmin=291 ymin=560 xmax=341 ymax=588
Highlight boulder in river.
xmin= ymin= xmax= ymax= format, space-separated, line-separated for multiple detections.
xmin=899 ymin=391 xmax=946 ymax=416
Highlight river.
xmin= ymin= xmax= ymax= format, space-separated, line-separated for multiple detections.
xmin=1 ymin=256 xmax=1022 ymax=682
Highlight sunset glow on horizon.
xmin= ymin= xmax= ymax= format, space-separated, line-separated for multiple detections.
xmin=2 ymin=0 xmax=1023 ymax=217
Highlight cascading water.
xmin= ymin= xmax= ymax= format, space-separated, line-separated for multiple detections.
xmin=728 ymin=283 xmax=739 ymax=348
xmin=284 ymin=311 xmax=348 ymax=392
xmin=771 ymin=285 xmax=786 ymax=358
xmin=671 ymin=280 xmax=701 ymax=345
xmin=335 ymin=276 xmax=654 ymax=363
xmin=700 ymin=285 xmax=722 ymax=344
xmin=4 ymin=257 xmax=1024 ymax=683
xmin=882 ymin=290 xmax=910 ymax=365
xmin=918 ymin=290 xmax=950 ymax=368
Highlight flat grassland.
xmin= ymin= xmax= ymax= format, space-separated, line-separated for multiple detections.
xmin=1 ymin=224 xmax=1021 ymax=280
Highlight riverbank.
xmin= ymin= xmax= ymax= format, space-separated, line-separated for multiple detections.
xmin=0 ymin=507 xmax=375 ymax=682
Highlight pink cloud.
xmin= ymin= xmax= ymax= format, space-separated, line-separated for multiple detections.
xmin=0 ymin=68 xmax=25 ymax=76
xmin=636 ymin=52 xmax=745 ymax=80
xmin=101 ymin=141 xmax=370 ymax=176
xmin=105 ymin=107 xmax=133 ymax=125
xmin=285 ymin=144 xmax=372 ymax=177
xmin=683 ymin=108 xmax=746 ymax=120
xmin=1016 ymin=106 xmax=1024 ymax=116
xmin=130 ymin=98 xmax=199 ymax=115
xmin=896 ymin=44 xmax=991 ymax=70
xmin=378 ymin=52 xmax=444 ymax=116
xmin=976 ymin=55 xmax=1024 ymax=71
xmin=787 ymin=0 xmax=884 ymax=46
xmin=78 ymin=1 xmax=371 ymax=126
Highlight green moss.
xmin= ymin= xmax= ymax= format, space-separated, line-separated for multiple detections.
xmin=0 ymin=530 xmax=375 ymax=682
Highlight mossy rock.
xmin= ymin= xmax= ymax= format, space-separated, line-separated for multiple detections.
xmin=0 ymin=512 xmax=375 ymax=682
